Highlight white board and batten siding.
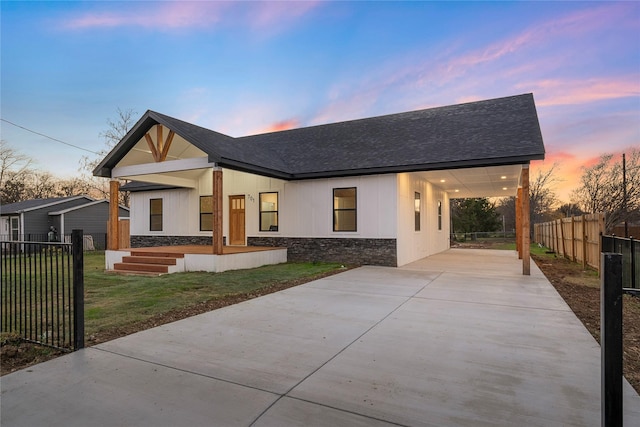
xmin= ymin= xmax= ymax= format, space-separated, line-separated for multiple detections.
xmin=128 ymin=168 xmax=450 ymax=266
xmin=223 ymin=169 xmax=397 ymax=240
xmin=396 ymin=172 xmax=450 ymax=266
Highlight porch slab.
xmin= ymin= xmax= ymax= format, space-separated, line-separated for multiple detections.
xmin=105 ymin=245 xmax=287 ymax=273
xmin=3 ymin=249 xmax=639 ymax=426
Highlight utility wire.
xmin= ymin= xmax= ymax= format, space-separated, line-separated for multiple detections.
xmin=1 ymin=118 xmax=101 ymax=155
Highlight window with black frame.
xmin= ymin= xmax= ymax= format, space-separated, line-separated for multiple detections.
xmin=259 ymin=192 xmax=278 ymax=231
xmin=150 ymin=198 xmax=163 ymax=231
xmin=333 ymin=187 xmax=357 ymax=232
xmin=200 ymin=196 xmax=213 ymax=231
xmin=415 ymin=192 xmax=421 ymax=231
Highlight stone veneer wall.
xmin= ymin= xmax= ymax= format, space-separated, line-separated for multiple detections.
xmin=131 ymin=235 xmax=226 ymax=247
xmin=247 ymin=237 xmax=397 ymax=267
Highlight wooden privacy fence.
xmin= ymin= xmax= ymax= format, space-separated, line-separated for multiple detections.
xmin=106 ymin=218 xmax=131 ymax=249
xmin=533 ymin=213 xmax=605 ymax=271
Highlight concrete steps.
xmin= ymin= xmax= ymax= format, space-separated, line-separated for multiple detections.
xmin=112 ymin=252 xmax=183 ymax=275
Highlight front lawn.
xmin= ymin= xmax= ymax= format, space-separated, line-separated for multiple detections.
xmin=2 ymin=252 xmax=347 ymax=374
xmin=83 ymin=252 xmax=345 ymax=340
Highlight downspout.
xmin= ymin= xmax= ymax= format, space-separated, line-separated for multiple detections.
xmin=20 ymin=212 xmax=25 ymax=240
xmin=59 ymin=213 xmax=65 ymax=242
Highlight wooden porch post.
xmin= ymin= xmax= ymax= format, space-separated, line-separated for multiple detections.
xmin=212 ymin=168 xmax=223 ymax=255
xmin=516 ymin=187 xmax=522 ymax=259
xmin=107 ymin=179 xmax=120 ymax=250
xmin=522 ymin=166 xmax=531 ymax=275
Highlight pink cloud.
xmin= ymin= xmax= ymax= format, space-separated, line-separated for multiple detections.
xmin=448 ymin=2 xmax=635 ymax=74
xmin=63 ymin=2 xmax=228 ymax=30
xmin=62 ymin=1 xmax=320 ymax=31
xmin=261 ymin=119 xmax=299 ymax=133
xmin=248 ymin=1 xmax=320 ymax=29
xmin=520 ymin=77 xmax=640 ymax=106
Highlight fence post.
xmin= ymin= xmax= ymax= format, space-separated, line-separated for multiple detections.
xmin=72 ymin=229 xmax=85 ymax=350
xmin=601 ymin=252 xmax=623 ymax=427
xmin=631 ymin=237 xmax=636 ymax=289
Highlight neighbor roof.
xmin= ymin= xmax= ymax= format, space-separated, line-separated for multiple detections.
xmin=94 ymin=93 xmax=545 ymax=180
xmin=0 ymin=196 xmax=94 ymax=215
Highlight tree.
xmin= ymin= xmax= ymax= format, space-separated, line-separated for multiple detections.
xmin=496 ymin=197 xmax=516 ymax=232
xmin=495 ymin=164 xmax=560 ymax=236
xmin=79 ymin=108 xmax=136 ymax=206
xmin=572 ymin=148 xmax=640 ymax=233
xmin=529 ymin=163 xmax=560 ymax=225
xmin=451 ymin=198 xmax=502 ymax=233
xmin=57 ymin=177 xmax=93 ymax=197
xmin=0 ymin=140 xmax=34 ymax=203
xmin=556 ymin=203 xmax=584 ymax=218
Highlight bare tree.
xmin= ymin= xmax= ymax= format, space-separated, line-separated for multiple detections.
xmin=496 ymin=164 xmax=561 ymax=234
xmin=24 ymin=171 xmax=58 ymax=199
xmin=1 ymin=141 xmax=34 ymax=203
xmin=572 ymin=148 xmax=640 ymax=233
xmin=529 ymin=163 xmax=560 ymax=224
xmin=79 ymin=108 xmax=137 ymax=206
xmin=57 ymin=177 xmax=93 ymax=197
xmin=556 ymin=203 xmax=584 ymax=218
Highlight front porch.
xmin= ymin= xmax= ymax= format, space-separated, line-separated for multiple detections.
xmin=106 ymin=245 xmax=287 ymax=275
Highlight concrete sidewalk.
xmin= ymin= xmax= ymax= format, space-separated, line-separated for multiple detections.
xmin=2 ymin=249 xmax=639 ymax=426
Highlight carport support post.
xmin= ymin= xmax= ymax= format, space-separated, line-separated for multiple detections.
xmin=107 ymin=179 xmax=120 ymax=250
xmin=521 ymin=166 xmax=530 ymax=275
xmin=516 ymin=187 xmax=522 ymax=259
xmin=212 ymin=168 xmax=223 ymax=255
xmin=601 ymin=252 xmax=623 ymax=427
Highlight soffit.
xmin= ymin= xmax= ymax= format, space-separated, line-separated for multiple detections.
xmin=419 ymin=164 xmax=523 ymax=199
xmin=115 ymin=125 xmax=208 ymax=168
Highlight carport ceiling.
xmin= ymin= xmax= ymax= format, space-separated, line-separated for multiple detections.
xmin=420 ymin=164 xmax=524 ymax=199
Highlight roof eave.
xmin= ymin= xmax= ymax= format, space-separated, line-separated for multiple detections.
xmin=287 ymin=154 xmax=545 ymax=180
xmin=93 ymin=111 xmax=159 ymax=178
xmin=217 ymin=158 xmax=293 ymax=180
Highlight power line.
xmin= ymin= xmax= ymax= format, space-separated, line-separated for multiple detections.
xmin=0 ymin=118 xmax=101 ymax=155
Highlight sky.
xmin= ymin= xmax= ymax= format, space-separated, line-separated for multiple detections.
xmin=1 ymin=0 xmax=639 ymax=204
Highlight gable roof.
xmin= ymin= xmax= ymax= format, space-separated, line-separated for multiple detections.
xmin=47 ymin=199 xmax=130 ymax=215
xmin=94 ymin=93 xmax=545 ymax=180
xmin=0 ymin=196 xmax=94 ymax=215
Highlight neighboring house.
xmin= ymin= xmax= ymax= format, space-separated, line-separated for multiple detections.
xmin=94 ymin=93 xmax=545 ymax=270
xmin=0 ymin=196 xmax=129 ymax=247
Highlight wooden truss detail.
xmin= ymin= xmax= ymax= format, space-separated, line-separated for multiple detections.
xmin=144 ymin=125 xmax=175 ymax=162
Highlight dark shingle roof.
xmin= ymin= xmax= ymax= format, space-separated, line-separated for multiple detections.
xmin=0 ymin=196 xmax=92 ymax=215
xmin=119 ymin=181 xmax=186 ymax=192
xmin=94 ymin=94 xmax=545 ymax=180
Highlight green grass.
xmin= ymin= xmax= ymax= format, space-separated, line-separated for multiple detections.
xmin=3 ymin=251 xmax=345 ymax=340
xmin=82 ymin=252 xmax=343 ymax=335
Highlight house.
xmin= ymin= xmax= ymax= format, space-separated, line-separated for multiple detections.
xmin=0 ymin=196 xmax=129 ymax=249
xmin=94 ymin=93 xmax=545 ymax=273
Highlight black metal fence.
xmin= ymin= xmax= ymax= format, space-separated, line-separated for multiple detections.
xmin=0 ymin=233 xmax=106 ymax=250
xmin=450 ymin=231 xmax=516 ymax=242
xmin=1 ymin=230 xmax=84 ymax=351
xmin=601 ymin=235 xmax=638 ymax=289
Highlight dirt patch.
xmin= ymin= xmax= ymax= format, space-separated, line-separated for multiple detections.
xmin=1 ymin=334 xmax=66 ymax=375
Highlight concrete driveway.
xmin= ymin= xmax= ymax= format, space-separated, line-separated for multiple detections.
xmin=2 ymin=249 xmax=639 ymax=426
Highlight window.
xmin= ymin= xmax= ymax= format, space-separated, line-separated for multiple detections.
xmin=414 ymin=192 xmax=421 ymax=231
xmin=10 ymin=217 xmax=19 ymax=241
xmin=259 ymin=192 xmax=278 ymax=231
xmin=200 ymin=196 xmax=213 ymax=231
xmin=333 ymin=187 xmax=357 ymax=232
xmin=437 ymin=200 xmax=442 ymax=231
xmin=150 ymin=198 xmax=163 ymax=231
